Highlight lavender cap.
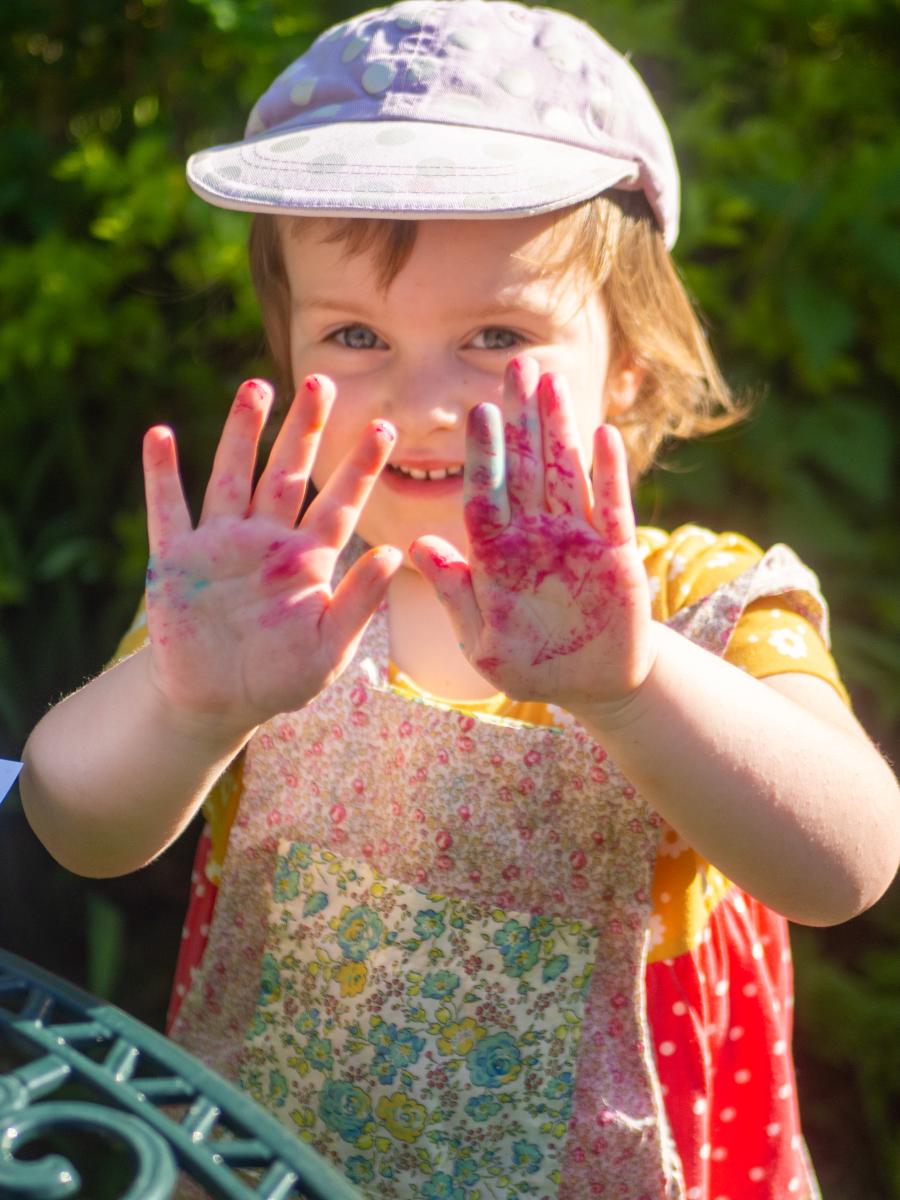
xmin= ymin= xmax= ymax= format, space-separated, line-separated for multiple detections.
xmin=187 ymin=0 xmax=680 ymax=247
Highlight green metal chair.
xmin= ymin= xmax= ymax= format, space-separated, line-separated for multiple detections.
xmin=0 ymin=948 xmax=362 ymax=1199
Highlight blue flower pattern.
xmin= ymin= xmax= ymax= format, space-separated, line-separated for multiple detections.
xmin=239 ymin=842 xmax=597 ymax=1197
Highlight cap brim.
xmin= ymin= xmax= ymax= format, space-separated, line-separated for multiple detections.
xmin=186 ymin=119 xmax=639 ymax=220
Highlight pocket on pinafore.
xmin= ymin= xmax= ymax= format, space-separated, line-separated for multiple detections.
xmin=238 ymin=837 xmax=601 ymax=1199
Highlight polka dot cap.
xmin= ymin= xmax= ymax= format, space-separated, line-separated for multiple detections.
xmin=186 ymin=0 xmax=679 ymax=246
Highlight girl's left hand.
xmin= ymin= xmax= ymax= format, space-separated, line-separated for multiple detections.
xmin=410 ymin=356 xmax=656 ymax=713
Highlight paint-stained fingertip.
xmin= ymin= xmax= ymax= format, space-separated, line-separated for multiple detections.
xmin=371 ymin=419 xmax=397 ymax=444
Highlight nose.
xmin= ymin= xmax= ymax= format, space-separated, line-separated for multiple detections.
xmin=381 ymin=353 xmax=475 ymax=439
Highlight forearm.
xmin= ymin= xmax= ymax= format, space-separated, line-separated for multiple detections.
xmin=20 ymin=646 xmax=254 ymax=878
xmin=571 ymin=623 xmax=900 ymax=926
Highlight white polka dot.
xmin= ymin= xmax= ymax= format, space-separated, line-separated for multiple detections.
xmin=791 ymin=1135 xmax=801 ymax=1150
xmin=272 ymin=132 xmax=311 ymax=155
xmin=712 ymin=1146 xmax=728 ymax=1161
xmin=715 ymin=979 xmax=729 ymax=996
xmin=751 ymin=942 xmax=764 ymax=959
xmin=199 ymin=923 xmax=210 ymax=937
xmin=692 ymin=1097 xmax=707 ymax=1115
xmin=361 ymin=62 xmax=397 ymax=94
xmin=660 ymin=891 xmax=671 ymax=904
xmin=749 ymin=1167 xmax=766 ymax=1182
xmin=735 ymin=1068 xmax=752 ymax=1084
xmin=406 ymin=58 xmax=438 ymax=85
xmin=728 ymin=1026 xmax=745 ymax=1041
xmin=699 ymin=1142 xmax=711 ymax=1160
xmin=782 ymin=947 xmax=792 ymax=963
xmin=375 ymin=126 xmax=416 ymax=145
xmin=289 ymin=78 xmax=316 ymax=107
xmin=482 ymin=139 xmax=525 ymax=161
xmin=195 ymin=883 xmax=205 ymax=898
xmin=743 ymin=982 xmax=758 ymax=997
xmin=766 ymin=1122 xmax=782 ymax=1137
xmin=773 ymin=1039 xmax=786 ymax=1055
xmin=720 ymin=1106 xmax=737 ymax=1123
xmin=181 ymin=926 xmax=190 ymax=940
xmin=449 ymin=27 xmax=489 ymax=51
xmin=341 ymin=35 xmax=368 ymax=63
xmin=732 ymin=893 xmax=747 ymax=914
xmin=590 ymin=85 xmax=611 ymax=123
xmin=307 ymin=104 xmax=341 ymax=120
xmin=747 ymin=633 xmax=759 ymax=643
xmin=687 ymin=1190 xmax=702 ymax=1200
xmin=176 ymin=982 xmax=186 ymax=996
xmin=788 ymin=1179 xmax=800 ymax=1193
xmin=541 ymin=105 xmax=580 ymax=135
xmin=497 ymin=66 xmax=535 ymax=97
xmin=658 ymin=1040 xmax=677 ymax=1057
xmin=245 ymin=108 xmax=266 ymax=136
xmin=672 ymin=1001 xmax=687 ymax=1016
xmin=778 ymin=1083 xmax=792 ymax=1100
xmin=545 ymin=41 xmax=581 ymax=71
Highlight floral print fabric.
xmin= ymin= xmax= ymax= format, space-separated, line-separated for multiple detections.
xmin=242 ymin=840 xmax=596 ymax=1196
xmin=163 ymin=533 xmax=832 ymax=1198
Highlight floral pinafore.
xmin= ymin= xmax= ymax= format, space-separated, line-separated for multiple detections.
xmin=170 ymin=544 xmax=826 ymax=1200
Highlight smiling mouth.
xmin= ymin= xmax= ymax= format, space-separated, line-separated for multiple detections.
xmin=388 ymin=464 xmax=464 ymax=482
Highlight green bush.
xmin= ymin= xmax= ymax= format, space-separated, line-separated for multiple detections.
xmin=1 ymin=1 xmax=897 ymax=1194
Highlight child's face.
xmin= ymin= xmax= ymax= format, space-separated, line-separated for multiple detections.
xmin=282 ymin=213 xmax=639 ymax=559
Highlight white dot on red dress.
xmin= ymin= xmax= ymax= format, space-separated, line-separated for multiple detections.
xmin=735 ymin=1068 xmax=752 ymax=1084
xmin=749 ymin=1167 xmax=765 ymax=1182
xmin=659 ymin=1040 xmax=677 ymax=1056
xmin=720 ymin=1107 xmax=736 ymax=1122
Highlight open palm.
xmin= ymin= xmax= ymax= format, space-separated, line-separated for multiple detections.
xmin=142 ymin=377 xmax=400 ymax=736
xmin=411 ymin=357 xmax=655 ymax=710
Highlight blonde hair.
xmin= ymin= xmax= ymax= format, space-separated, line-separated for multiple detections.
xmin=248 ymin=194 xmax=744 ymax=477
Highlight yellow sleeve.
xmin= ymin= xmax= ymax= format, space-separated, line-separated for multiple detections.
xmin=108 ymin=599 xmax=244 ymax=884
xmin=638 ymin=524 xmax=848 ymax=704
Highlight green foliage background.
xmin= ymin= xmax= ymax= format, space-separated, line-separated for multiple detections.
xmin=0 ymin=0 xmax=897 ymax=1194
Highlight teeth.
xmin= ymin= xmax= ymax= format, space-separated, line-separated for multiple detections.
xmin=392 ymin=464 xmax=463 ymax=481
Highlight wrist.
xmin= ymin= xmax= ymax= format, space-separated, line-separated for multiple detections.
xmin=139 ymin=647 xmax=259 ymax=754
xmin=566 ymin=621 xmax=664 ymax=733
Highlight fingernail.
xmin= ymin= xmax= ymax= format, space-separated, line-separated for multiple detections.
xmin=305 ymin=375 xmax=320 ymax=391
xmin=373 ymin=420 xmax=396 ymax=442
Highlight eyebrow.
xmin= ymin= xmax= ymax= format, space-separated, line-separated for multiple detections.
xmin=294 ymin=295 xmax=562 ymax=322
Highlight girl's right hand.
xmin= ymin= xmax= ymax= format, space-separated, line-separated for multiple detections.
xmin=142 ymin=376 xmax=401 ymax=741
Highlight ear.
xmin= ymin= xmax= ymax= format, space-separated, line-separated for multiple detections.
xmin=604 ymin=358 xmax=646 ymax=418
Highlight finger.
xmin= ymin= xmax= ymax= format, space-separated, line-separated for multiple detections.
xmin=409 ymin=536 xmax=485 ymax=654
xmin=537 ymin=372 xmax=592 ymax=517
xmin=319 ymin=544 xmax=403 ymax=664
xmin=591 ymin=424 xmax=636 ymax=546
xmin=463 ymin=403 xmax=509 ymax=542
xmin=503 ymin=355 xmax=543 ymax=513
xmin=252 ymin=374 xmax=334 ymax=525
xmin=143 ymin=426 xmax=192 ymax=557
xmin=200 ymin=378 xmax=273 ymax=523
xmin=302 ymin=419 xmax=396 ymax=550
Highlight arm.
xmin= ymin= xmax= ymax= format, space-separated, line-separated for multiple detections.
xmin=21 ymin=377 xmax=401 ymax=878
xmin=411 ymin=356 xmax=900 ymax=926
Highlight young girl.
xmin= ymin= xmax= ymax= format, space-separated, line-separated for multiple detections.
xmin=21 ymin=3 xmax=898 ymax=1197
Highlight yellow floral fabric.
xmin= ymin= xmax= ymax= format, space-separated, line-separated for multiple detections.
xmin=114 ymin=525 xmax=847 ymax=954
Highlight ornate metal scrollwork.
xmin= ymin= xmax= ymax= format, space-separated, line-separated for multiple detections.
xmin=0 ymin=949 xmax=362 ymax=1199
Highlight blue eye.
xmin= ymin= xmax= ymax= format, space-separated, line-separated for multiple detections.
xmin=333 ymin=325 xmax=386 ymax=350
xmin=471 ymin=328 xmax=521 ymax=350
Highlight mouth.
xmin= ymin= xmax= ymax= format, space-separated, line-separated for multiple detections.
xmin=382 ymin=461 xmax=465 ymax=496
xmin=387 ymin=463 xmax=464 ymax=482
